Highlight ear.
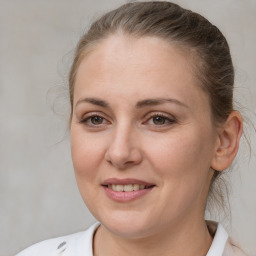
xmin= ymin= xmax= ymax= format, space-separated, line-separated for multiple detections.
xmin=211 ymin=111 xmax=243 ymax=171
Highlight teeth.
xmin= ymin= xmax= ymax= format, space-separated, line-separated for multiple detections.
xmin=139 ymin=185 xmax=145 ymax=189
xmin=107 ymin=184 xmax=148 ymax=192
xmin=124 ymin=184 xmax=133 ymax=192
xmin=116 ymin=185 xmax=123 ymax=192
xmin=133 ymin=184 xmax=140 ymax=191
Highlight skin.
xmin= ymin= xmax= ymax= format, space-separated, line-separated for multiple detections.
xmin=70 ymin=35 xmax=242 ymax=256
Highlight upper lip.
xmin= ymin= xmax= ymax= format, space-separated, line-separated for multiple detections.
xmin=101 ymin=178 xmax=155 ymax=186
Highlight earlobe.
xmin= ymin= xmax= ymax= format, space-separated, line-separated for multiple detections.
xmin=211 ymin=111 xmax=243 ymax=171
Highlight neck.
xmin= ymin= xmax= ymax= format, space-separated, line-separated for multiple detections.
xmin=94 ymin=217 xmax=213 ymax=256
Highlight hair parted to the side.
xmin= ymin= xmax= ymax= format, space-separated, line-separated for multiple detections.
xmin=69 ymin=1 xmax=235 ymax=216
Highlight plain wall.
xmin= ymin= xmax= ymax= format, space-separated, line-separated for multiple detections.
xmin=0 ymin=1 xmax=255 ymax=255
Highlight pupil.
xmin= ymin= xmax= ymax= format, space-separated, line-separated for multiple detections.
xmin=92 ymin=116 xmax=103 ymax=124
xmin=153 ymin=116 xmax=165 ymax=125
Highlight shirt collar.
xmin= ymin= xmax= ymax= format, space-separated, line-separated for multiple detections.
xmin=206 ymin=221 xmax=229 ymax=256
xmin=66 ymin=221 xmax=229 ymax=256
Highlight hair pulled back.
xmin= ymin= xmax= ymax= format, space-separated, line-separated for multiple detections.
xmin=69 ymin=1 xmax=234 ymax=124
xmin=69 ymin=1 xmax=235 ymax=214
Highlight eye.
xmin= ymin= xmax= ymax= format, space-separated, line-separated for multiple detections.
xmin=146 ymin=113 xmax=176 ymax=126
xmin=80 ymin=114 xmax=109 ymax=127
xmin=90 ymin=116 xmax=104 ymax=125
xmin=152 ymin=116 xmax=168 ymax=125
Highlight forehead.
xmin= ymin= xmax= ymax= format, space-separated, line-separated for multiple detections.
xmin=74 ymin=34 xmax=209 ymax=111
xmin=77 ymin=34 xmax=194 ymax=82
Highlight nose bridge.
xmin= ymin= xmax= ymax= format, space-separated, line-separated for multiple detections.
xmin=105 ymin=120 xmax=142 ymax=168
xmin=110 ymin=121 xmax=134 ymax=158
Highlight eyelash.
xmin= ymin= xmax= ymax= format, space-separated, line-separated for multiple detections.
xmin=80 ymin=113 xmax=109 ymax=127
xmin=145 ymin=113 xmax=176 ymax=127
xmin=79 ymin=112 xmax=176 ymax=128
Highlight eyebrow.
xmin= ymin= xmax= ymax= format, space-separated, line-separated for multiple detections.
xmin=76 ymin=97 xmax=109 ymax=108
xmin=75 ymin=97 xmax=189 ymax=109
xmin=136 ymin=98 xmax=189 ymax=109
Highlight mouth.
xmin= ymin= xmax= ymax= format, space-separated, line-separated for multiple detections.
xmin=101 ymin=178 xmax=155 ymax=202
xmin=103 ymin=184 xmax=155 ymax=192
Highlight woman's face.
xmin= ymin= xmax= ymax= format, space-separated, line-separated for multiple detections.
xmin=70 ymin=35 xmax=218 ymax=238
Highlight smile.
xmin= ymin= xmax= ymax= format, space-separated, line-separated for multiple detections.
xmin=106 ymin=184 xmax=153 ymax=192
xmin=101 ymin=178 xmax=155 ymax=202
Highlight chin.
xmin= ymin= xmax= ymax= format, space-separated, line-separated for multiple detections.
xmin=97 ymin=211 xmax=155 ymax=239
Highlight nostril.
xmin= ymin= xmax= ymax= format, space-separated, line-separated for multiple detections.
xmin=104 ymin=141 xmax=143 ymax=169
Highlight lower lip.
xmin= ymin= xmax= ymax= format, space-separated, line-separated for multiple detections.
xmin=102 ymin=186 xmax=154 ymax=202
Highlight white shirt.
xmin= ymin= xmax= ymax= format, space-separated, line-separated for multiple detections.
xmin=15 ymin=222 xmax=247 ymax=256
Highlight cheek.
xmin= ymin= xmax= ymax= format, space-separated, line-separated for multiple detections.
xmin=70 ymin=128 xmax=105 ymax=181
xmin=70 ymin=128 xmax=107 ymax=212
xmin=147 ymin=128 xmax=215 ymax=186
xmin=146 ymin=131 xmax=214 ymax=216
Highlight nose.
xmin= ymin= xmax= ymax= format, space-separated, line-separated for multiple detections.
xmin=105 ymin=125 xmax=143 ymax=169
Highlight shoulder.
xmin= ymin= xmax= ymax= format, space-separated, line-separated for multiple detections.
xmin=206 ymin=221 xmax=248 ymax=256
xmin=15 ymin=222 xmax=100 ymax=256
xmin=223 ymin=238 xmax=248 ymax=256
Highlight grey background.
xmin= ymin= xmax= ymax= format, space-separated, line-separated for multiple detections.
xmin=0 ymin=1 xmax=255 ymax=255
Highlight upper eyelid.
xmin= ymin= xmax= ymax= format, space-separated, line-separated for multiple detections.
xmin=144 ymin=111 xmax=176 ymax=120
xmin=80 ymin=111 xmax=110 ymax=120
xmin=79 ymin=111 xmax=176 ymax=122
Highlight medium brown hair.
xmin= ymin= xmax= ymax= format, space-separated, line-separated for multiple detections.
xmin=69 ymin=1 xmax=235 ymax=213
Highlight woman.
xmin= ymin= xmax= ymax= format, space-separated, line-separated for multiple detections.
xmin=16 ymin=1 xmax=247 ymax=255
